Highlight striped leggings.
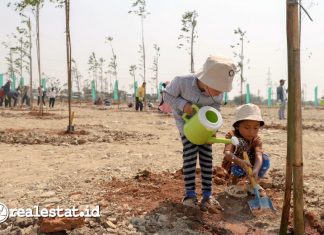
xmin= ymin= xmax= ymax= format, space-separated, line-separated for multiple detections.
xmin=181 ymin=135 xmax=213 ymax=198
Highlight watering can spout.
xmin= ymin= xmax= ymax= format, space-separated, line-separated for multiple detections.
xmin=207 ymin=136 xmax=239 ymax=145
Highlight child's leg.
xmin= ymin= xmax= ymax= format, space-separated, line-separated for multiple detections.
xmin=258 ymin=153 xmax=270 ymax=178
xmin=181 ymin=135 xmax=198 ymax=198
xmin=198 ymin=144 xmax=213 ymax=199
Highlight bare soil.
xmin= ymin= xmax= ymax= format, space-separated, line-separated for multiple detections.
xmin=0 ymin=104 xmax=323 ymax=234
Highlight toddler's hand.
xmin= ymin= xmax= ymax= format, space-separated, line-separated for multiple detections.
xmin=238 ymin=159 xmax=252 ymax=174
xmin=252 ymin=169 xmax=259 ymax=181
xmin=183 ymin=103 xmax=193 ymax=115
xmin=225 ymin=132 xmax=232 ymax=139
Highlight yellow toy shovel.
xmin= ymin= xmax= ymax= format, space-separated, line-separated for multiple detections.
xmin=243 ymin=152 xmax=275 ymax=212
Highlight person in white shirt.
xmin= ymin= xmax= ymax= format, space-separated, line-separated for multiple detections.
xmin=48 ymin=87 xmax=56 ymax=108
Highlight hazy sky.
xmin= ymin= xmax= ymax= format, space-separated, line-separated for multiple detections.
xmin=0 ymin=0 xmax=323 ymax=100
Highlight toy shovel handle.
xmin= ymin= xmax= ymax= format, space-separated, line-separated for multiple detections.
xmin=243 ymin=151 xmax=258 ymax=188
xmin=182 ymin=104 xmax=199 ymax=123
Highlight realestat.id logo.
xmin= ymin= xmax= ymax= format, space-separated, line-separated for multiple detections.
xmin=0 ymin=202 xmax=9 ymax=223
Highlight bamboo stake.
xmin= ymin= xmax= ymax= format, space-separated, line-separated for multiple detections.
xmin=280 ymin=1 xmax=304 ymax=234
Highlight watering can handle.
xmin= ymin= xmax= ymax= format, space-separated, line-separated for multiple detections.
xmin=182 ymin=104 xmax=199 ymax=123
xmin=243 ymin=151 xmax=258 ymax=187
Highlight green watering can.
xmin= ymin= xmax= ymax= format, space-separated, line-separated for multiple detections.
xmin=182 ymin=104 xmax=238 ymax=145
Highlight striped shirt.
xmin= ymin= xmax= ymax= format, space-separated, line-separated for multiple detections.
xmin=163 ymin=74 xmax=223 ymax=134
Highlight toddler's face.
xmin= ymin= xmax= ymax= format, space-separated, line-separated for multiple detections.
xmin=238 ymin=120 xmax=261 ymax=141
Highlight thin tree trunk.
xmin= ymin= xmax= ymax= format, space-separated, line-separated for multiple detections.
xmin=95 ymin=68 xmax=98 ymax=97
xmin=100 ymin=66 xmax=103 ymax=94
xmin=280 ymin=1 xmax=304 ymax=234
xmin=9 ymin=49 xmax=15 ymax=82
xmin=76 ymin=67 xmax=81 ymax=106
xmin=93 ymin=69 xmax=96 ymax=97
xmin=141 ymin=16 xmax=147 ymax=110
xmin=156 ymin=66 xmax=159 ymax=100
xmin=65 ymin=0 xmax=72 ymax=132
xmin=240 ymin=37 xmax=244 ymax=105
xmin=133 ymin=75 xmax=136 ymax=98
xmin=190 ymin=25 xmax=194 ymax=73
xmin=141 ymin=17 xmax=146 ymax=83
xmin=19 ymin=38 xmax=23 ymax=87
xmin=28 ymin=18 xmax=33 ymax=110
xmin=36 ymin=4 xmax=43 ymax=115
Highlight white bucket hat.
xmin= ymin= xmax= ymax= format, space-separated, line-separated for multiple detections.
xmin=233 ymin=103 xmax=265 ymax=126
xmin=195 ymin=56 xmax=236 ymax=92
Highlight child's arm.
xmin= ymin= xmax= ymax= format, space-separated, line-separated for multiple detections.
xmin=252 ymin=136 xmax=263 ymax=180
xmin=183 ymin=103 xmax=194 ymax=115
xmin=252 ymin=152 xmax=262 ymax=181
xmin=163 ymin=77 xmax=190 ymax=113
xmin=224 ymin=150 xmax=252 ymax=173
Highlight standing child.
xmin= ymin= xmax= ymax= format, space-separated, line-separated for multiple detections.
xmin=163 ymin=56 xmax=236 ymax=211
xmin=222 ymin=103 xmax=270 ymax=196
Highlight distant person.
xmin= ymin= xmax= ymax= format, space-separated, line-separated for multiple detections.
xmin=48 ymin=87 xmax=56 ymax=108
xmin=0 ymin=86 xmax=4 ymax=107
xmin=6 ymin=90 xmax=19 ymax=107
xmin=21 ymin=86 xmax=30 ymax=106
xmin=94 ymin=97 xmax=103 ymax=105
xmin=158 ymin=82 xmax=170 ymax=111
xmin=3 ymin=80 xmax=11 ymax=96
xmin=222 ymin=104 xmax=270 ymax=197
xmin=276 ymin=79 xmax=287 ymax=120
xmin=158 ymin=82 xmax=172 ymax=114
xmin=37 ymin=86 xmax=46 ymax=106
xmin=3 ymin=80 xmax=14 ymax=107
xmin=163 ymin=55 xmax=236 ymax=212
xmin=135 ymin=82 xmax=146 ymax=111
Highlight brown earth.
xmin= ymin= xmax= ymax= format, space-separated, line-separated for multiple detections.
xmin=0 ymin=103 xmax=323 ymax=234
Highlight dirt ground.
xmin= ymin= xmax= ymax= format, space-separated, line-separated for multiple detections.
xmin=0 ymin=102 xmax=323 ymax=235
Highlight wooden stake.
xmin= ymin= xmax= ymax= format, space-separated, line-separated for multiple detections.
xmin=280 ymin=1 xmax=304 ymax=234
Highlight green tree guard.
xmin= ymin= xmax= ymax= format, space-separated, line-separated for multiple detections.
xmin=0 ymin=74 xmax=3 ymax=87
xmin=158 ymin=82 xmax=163 ymax=100
xmin=314 ymin=86 xmax=318 ymax=106
xmin=113 ymin=80 xmax=119 ymax=101
xmin=267 ymin=87 xmax=272 ymax=107
xmin=20 ymin=77 xmax=24 ymax=87
xmin=11 ymin=76 xmax=17 ymax=91
xmin=91 ymin=80 xmax=96 ymax=102
xmin=41 ymin=78 xmax=46 ymax=90
xmin=223 ymin=92 xmax=228 ymax=104
xmin=246 ymin=84 xmax=251 ymax=104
